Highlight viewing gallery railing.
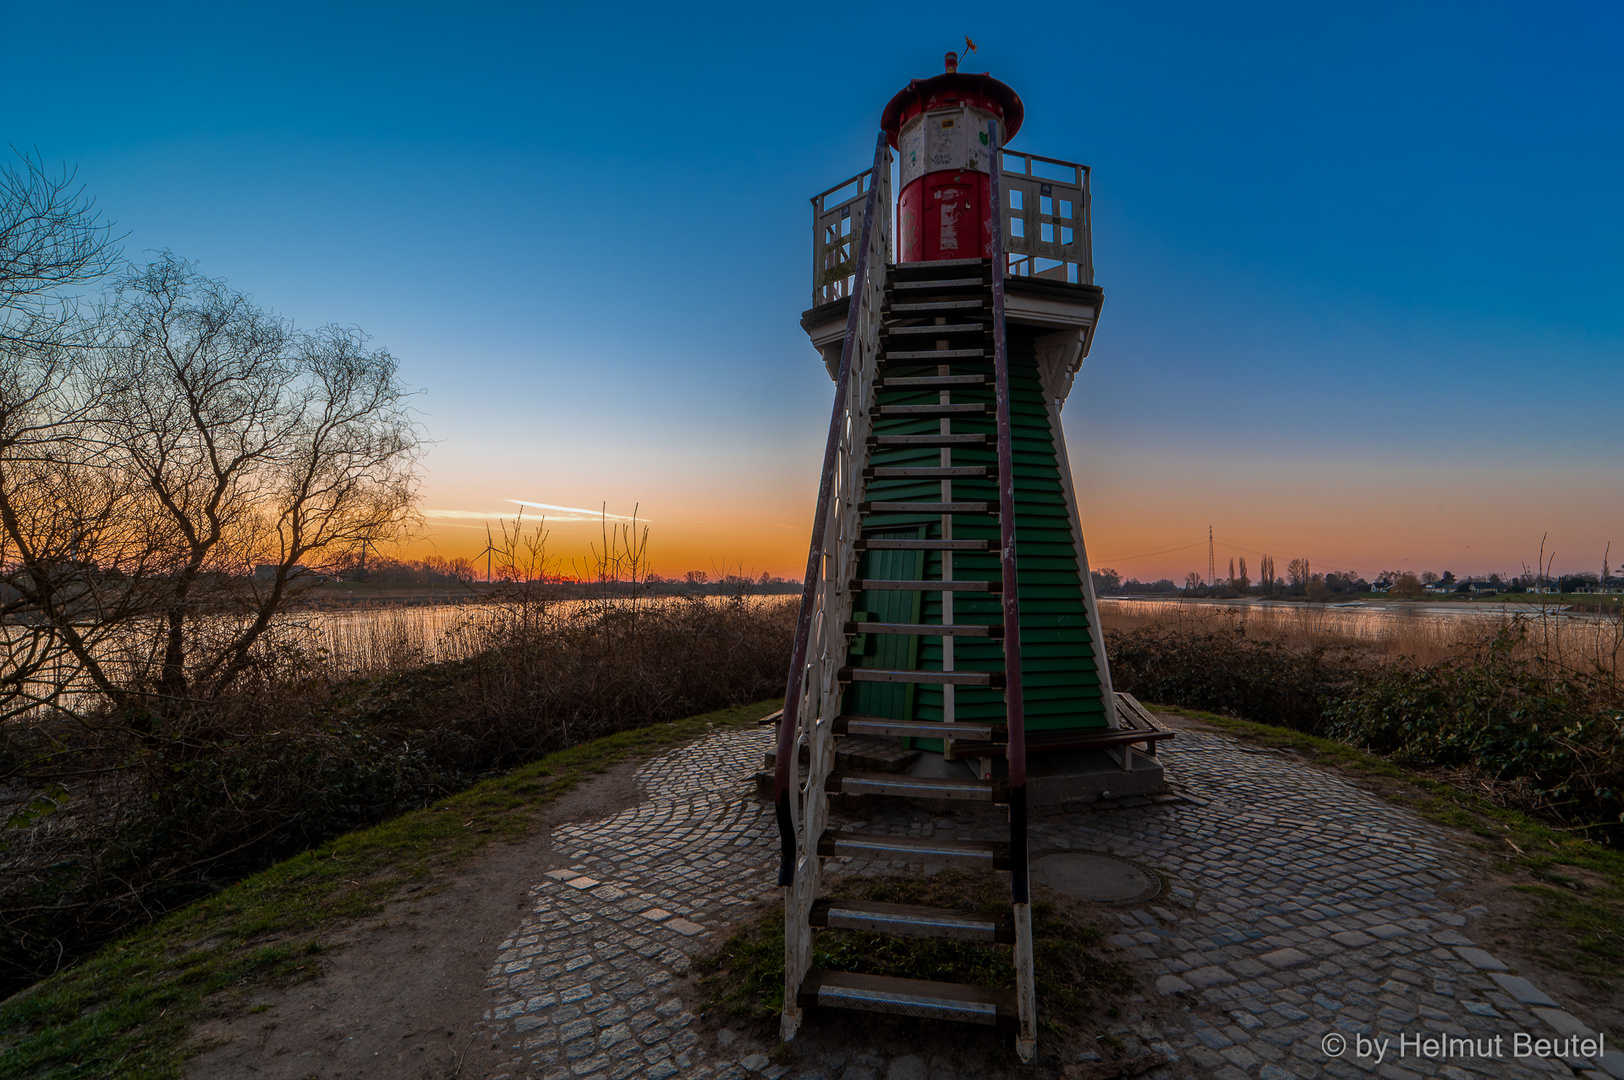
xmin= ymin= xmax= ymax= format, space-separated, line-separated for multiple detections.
xmin=775 ymin=133 xmax=893 ymax=916
xmin=812 ymin=147 xmax=1093 ymax=302
xmin=810 ymin=168 xmax=877 ymax=307
xmin=999 ymin=149 xmax=1093 ymax=285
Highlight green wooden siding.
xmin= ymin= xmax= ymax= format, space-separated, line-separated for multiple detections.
xmin=844 ymin=330 xmax=1108 ymax=741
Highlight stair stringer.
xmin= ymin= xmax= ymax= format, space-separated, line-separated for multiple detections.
xmin=780 ymin=136 xmax=892 ymax=1042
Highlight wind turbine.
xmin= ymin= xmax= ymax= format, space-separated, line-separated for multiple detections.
xmin=478 ymin=525 xmax=497 ymax=585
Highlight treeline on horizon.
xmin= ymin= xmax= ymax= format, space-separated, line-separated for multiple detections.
xmin=1093 ymin=558 xmax=1623 ymax=600
xmin=327 ymin=555 xmax=802 ymax=592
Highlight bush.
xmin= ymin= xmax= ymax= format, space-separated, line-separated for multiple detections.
xmin=0 ymin=594 xmax=796 ymax=998
xmin=1105 ymin=618 xmax=1624 ymax=846
xmin=1105 ymin=621 xmax=1360 ymax=733
xmin=1323 ymin=626 xmax=1624 ymax=842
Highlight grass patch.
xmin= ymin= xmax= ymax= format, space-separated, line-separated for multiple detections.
xmin=0 ymin=698 xmax=780 ymax=1080
xmin=1153 ymin=704 xmax=1624 ymax=994
xmin=696 ymin=870 xmax=1133 ymax=1041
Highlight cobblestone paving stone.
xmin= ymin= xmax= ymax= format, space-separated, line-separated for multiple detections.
xmin=476 ymin=726 xmax=1621 ymax=1080
xmin=474 ymin=730 xmax=782 ymax=1080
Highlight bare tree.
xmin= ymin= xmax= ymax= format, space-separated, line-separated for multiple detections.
xmin=1286 ymin=558 xmax=1311 ymax=588
xmin=0 ymin=151 xmax=120 ymax=721
xmin=1 ymin=252 xmax=420 ymax=720
xmin=0 ymin=150 xmax=117 ymax=351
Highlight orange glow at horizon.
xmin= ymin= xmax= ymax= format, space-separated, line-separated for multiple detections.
xmin=395 ymin=442 xmax=1621 ymax=585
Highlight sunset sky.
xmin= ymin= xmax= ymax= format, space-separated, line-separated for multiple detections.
xmin=5 ymin=2 xmax=1620 ymax=583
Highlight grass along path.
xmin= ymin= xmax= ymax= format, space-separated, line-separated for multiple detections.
xmin=0 ymin=699 xmax=782 ymax=1080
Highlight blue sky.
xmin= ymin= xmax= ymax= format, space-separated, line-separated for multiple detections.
xmin=5 ymin=1 xmax=1620 ymax=579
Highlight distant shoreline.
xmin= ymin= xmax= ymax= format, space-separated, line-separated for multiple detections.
xmin=284 ymin=580 xmax=803 ymax=609
xmin=1102 ymin=594 xmax=1613 ymax=617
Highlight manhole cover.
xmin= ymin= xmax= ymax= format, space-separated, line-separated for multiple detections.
xmin=1031 ymin=852 xmax=1160 ymax=904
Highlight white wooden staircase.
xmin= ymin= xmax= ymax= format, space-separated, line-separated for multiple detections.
xmin=771 ymin=124 xmax=1041 ymax=1060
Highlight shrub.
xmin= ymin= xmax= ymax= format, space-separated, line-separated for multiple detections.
xmin=1105 ymin=616 xmax=1624 ymax=846
xmin=1323 ymin=625 xmax=1624 ymax=842
xmin=0 ymin=594 xmax=796 ymax=998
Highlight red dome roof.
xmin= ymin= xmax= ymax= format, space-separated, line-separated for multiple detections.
xmin=880 ymin=60 xmax=1024 ymax=149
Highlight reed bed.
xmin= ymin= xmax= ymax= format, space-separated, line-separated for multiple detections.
xmin=1103 ymin=600 xmax=1624 ymax=847
xmin=1099 ymin=598 xmax=1624 ymax=676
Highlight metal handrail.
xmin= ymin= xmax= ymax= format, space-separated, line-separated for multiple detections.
xmin=776 ymin=130 xmax=891 ymax=887
xmin=987 ymin=119 xmax=1030 ymax=904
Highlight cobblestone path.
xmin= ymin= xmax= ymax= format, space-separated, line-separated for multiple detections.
xmin=476 ymin=724 xmax=1622 ymax=1080
xmin=475 ymin=731 xmax=782 ymax=1080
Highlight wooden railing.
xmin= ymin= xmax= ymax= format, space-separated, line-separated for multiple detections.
xmin=814 ymin=145 xmax=1092 ymax=301
xmin=776 ymin=132 xmax=893 ymax=894
xmin=999 ymin=149 xmax=1092 ymax=286
xmin=986 ymin=120 xmax=1029 ymax=906
xmin=810 ymin=167 xmax=877 ymax=307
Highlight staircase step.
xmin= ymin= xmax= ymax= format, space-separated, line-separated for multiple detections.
xmin=884 ymin=348 xmax=985 ymax=360
xmin=891 ymin=257 xmax=986 ymax=271
xmin=856 ymin=538 xmax=990 ymax=552
xmin=857 ymin=578 xmax=1000 ymax=592
xmin=828 ymin=770 xmax=1005 ymax=801
xmin=836 ymin=735 xmax=920 ymax=773
xmin=876 ymin=374 xmax=987 ymax=390
xmin=836 ymin=715 xmax=1005 ymax=741
xmin=768 ymin=737 xmax=919 ymax=775
xmin=798 ymin=970 xmax=1016 ymax=1027
xmin=840 ymin=667 xmax=1002 ymax=687
xmin=887 ymin=298 xmax=986 ymax=314
xmin=949 ymin=726 xmax=1177 ymax=758
xmin=861 ymin=500 xmax=990 ymax=513
xmin=891 ymin=277 xmax=984 ymax=291
xmin=776 ymin=734 xmax=928 ymax=776
xmin=865 ymin=465 xmax=994 ymax=480
xmin=844 ymin=621 xmax=1001 ymax=638
xmin=817 ymin=828 xmax=1010 ymax=869
xmin=885 ymin=323 xmax=985 ymax=336
xmin=874 ymin=404 xmax=987 ymax=418
xmin=869 ymin=434 xmax=987 ymax=448
xmin=811 ymin=899 xmax=1015 ymax=943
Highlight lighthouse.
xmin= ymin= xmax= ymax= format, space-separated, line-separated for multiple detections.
xmin=770 ymin=54 xmax=1170 ymax=1058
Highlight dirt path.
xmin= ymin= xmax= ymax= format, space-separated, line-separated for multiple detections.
xmin=186 ymin=761 xmax=646 ymax=1080
xmin=185 ymin=715 xmax=1623 ymax=1080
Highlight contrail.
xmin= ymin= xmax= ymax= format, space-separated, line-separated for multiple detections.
xmin=509 ymin=500 xmax=645 ymax=522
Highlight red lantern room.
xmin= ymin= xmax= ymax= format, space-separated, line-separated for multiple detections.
xmin=881 ymin=52 xmax=1024 ymax=263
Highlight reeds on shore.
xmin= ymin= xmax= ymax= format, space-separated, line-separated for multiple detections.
xmin=1099 ymin=598 xmax=1624 ymax=677
xmin=1103 ymin=599 xmax=1624 ymax=849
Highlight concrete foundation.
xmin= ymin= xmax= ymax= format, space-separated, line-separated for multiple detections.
xmin=1025 ymin=745 xmax=1167 ymax=808
xmin=901 ymin=743 xmax=1167 ymax=809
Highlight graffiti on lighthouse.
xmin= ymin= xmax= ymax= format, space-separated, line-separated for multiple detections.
xmin=935 ymin=186 xmax=965 ymax=252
